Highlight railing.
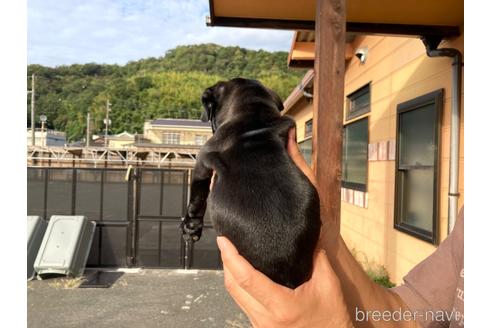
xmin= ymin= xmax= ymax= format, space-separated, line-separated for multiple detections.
xmin=27 ymin=128 xmax=66 ymax=136
xmin=27 ymin=144 xmax=201 ymax=168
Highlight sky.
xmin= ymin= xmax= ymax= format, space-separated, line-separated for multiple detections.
xmin=28 ymin=0 xmax=294 ymax=67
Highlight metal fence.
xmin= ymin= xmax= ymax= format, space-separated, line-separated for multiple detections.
xmin=27 ymin=167 xmax=221 ymax=269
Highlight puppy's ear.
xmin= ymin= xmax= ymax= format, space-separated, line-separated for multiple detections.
xmin=267 ymin=88 xmax=284 ymax=112
xmin=201 ymin=87 xmax=215 ymax=122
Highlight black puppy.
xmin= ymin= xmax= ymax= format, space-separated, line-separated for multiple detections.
xmin=182 ymin=78 xmax=321 ymax=288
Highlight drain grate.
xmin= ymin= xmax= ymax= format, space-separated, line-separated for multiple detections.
xmin=79 ymin=271 xmax=124 ymax=288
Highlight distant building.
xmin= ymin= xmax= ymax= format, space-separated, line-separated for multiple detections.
xmin=27 ymin=119 xmax=213 ymax=169
xmin=107 ymin=132 xmax=135 ymax=148
xmin=143 ymin=119 xmax=212 ymax=146
xmin=89 ymin=132 xmax=136 ymax=148
xmin=27 ymin=129 xmax=66 ymax=147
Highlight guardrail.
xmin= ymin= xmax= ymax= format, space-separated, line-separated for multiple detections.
xmin=27 ymin=145 xmax=201 ymax=168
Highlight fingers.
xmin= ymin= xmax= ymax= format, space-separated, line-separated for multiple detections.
xmin=287 ymin=128 xmax=303 ymax=163
xmin=209 ymin=171 xmax=216 ymax=191
xmin=223 ymin=266 xmax=262 ymax=327
xmin=304 ymin=249 xmax=344 ymax=298
xmin=288 ymin=126 xmax=297 ymax=143
xmin=311 ymin=249 xmax=335 ymax=281
xmin=217 ymin=236 xmax=293 ymax=308
xmin=287 ymin=128 xmax=317 ymax=186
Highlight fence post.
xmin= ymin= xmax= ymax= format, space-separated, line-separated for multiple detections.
xmin=130 ymin=167 xmax=139 ymax=266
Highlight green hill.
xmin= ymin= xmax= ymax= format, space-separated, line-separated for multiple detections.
xmin=27 ymin=44 xmax=305 ymax=141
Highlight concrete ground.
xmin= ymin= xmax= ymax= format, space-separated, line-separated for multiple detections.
xmin=27 ymin=269 xmax=251 ymax=328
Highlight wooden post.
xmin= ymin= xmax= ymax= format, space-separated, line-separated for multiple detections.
xmin=313 ymin=0 xmax=346 ymax=238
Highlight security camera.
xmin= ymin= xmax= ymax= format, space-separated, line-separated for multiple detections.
xmin=303 ymin=91 xmax=313 ymax=99
xmin=354 ymin=47 xmax=368 ymax=64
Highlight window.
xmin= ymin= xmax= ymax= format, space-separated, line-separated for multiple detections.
xmin=305 ymin=119 xmax=313 ymax=138
xmin=394 ymin=89 xmax=443 ymax=244
xmin=342 ymin=118 xmax=368 ymax=191
xmin=195 ymin=135 xmax=207 ymax=146
xmin=346 ymin=84 xmax=370 ymax=120
xmin=298 ymin=138 xmax=312 ymax=166
xmin=162 ymin=132 xmax=181 ymax=145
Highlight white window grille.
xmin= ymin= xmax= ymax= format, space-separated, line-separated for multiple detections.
xmin=163 ymin=132 xmax=181 ymax=145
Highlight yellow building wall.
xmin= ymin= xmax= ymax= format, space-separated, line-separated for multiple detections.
xmin=285 ymin=97 xmax=314 ymax=142
xmin=143 ymin=124 xmax=212 ymax=145
xmin=340 ymin=32 xmax=464 ymax=283
xmin=145 ymin=129 xmax=162 ymax=144
xmin=285 ymin=32 xmax=464 ymax=284
xmin=108 ymin=139 xmax=134 ymax=148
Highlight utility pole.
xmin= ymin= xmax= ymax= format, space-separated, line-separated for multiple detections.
xmin=40 ymin=114 xmax=47 ymax=146
xmin=86 ymin=112 xmax=91 ymax=147
xmin=104 ymin=99 xmax=111 ymax=147
xmin=30 ymin=73 xmax=36 ymax=146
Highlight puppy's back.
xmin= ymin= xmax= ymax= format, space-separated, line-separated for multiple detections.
xmin=209 ymin=121 xmax=321 ymax=288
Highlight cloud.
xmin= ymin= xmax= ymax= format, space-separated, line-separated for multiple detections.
xmin=28 ymin=0 xmax=294 ymax=67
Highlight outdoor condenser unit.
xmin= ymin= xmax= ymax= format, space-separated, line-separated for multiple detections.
xmin=34 ymin=215 xmax=96 ymax=278
xmin=27 ymin=216 xmax=48 ymax=280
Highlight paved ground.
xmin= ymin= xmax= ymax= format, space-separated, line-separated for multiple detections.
xmin=27 ymin=269 xmax=251 ymax=328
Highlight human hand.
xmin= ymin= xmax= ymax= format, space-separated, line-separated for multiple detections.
xmin=287 ymin=127 xmax=341 ymax=250
xmin=287 ymin=128 xmax=316 ymax=187
xmin=210 ymin=171 xmax=216 ymax=190
xmin=217 ymin=236 xmax=353 ymax=328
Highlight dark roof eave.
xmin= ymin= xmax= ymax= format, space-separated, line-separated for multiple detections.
xmin=207 ymin=16 xmax=460 ymax=38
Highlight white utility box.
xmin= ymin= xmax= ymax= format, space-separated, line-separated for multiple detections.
xmin=34 ymin=216 xmax=96 ymax=278
xmin=27 ymin=216 xmax=48 ymax=280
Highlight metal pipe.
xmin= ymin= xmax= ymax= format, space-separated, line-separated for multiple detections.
xmin=31 ymin=73 xmax=36 ymax=146
xmin=423 ymin=39 xmax=463 ymax=233
xmin=184 ymin=239 xmax=191 ymax=269
xmin=448 ymin=53 xmax=462 ymax=233
xmin=130 ymin=168 xmax=139 ymax=266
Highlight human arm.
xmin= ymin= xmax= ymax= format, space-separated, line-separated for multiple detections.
xmin=216 ymin=127 xmax=419 ymax=328
xmin=286 ymin=128 xmax=419 ymax=328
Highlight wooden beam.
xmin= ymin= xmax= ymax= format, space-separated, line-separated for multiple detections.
xmin=313 ymin=0 xmax=345 ymax=236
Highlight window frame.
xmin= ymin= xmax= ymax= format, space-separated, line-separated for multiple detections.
xmin=305 ymin=119 xmax=313 ymax=138
xmin=298 ymin=136 xmax=313 ymax=166
xmin=341 ymin=117 xmax=369 ymax=192
xmin=393 ymin=89 xmax=443 ymax=245
xmin=346 ymin=83 xmax=371 ymax=121
xmin=194 ymin=134 xmax=207 ymax=146
xmin=162 ymin=132 xmax=181 ymax=145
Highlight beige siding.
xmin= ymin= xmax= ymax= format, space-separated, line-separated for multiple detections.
xmin=285 ymin=97 xmax=314 ymax=142
xmin=341 ymin=33 xmax=464 ymax=283
xmin=285 ymin=32 xmax=464 ymax=283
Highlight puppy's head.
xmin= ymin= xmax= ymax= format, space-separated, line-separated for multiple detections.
xmin=201 ymin=78 xmax=284 ymax=133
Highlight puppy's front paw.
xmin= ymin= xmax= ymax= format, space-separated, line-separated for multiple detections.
xmin=181 ymin=216 xmax=204 ymax=242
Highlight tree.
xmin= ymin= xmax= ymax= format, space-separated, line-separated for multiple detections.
xmin=27 ymin=44 xmax=305 ymax=141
